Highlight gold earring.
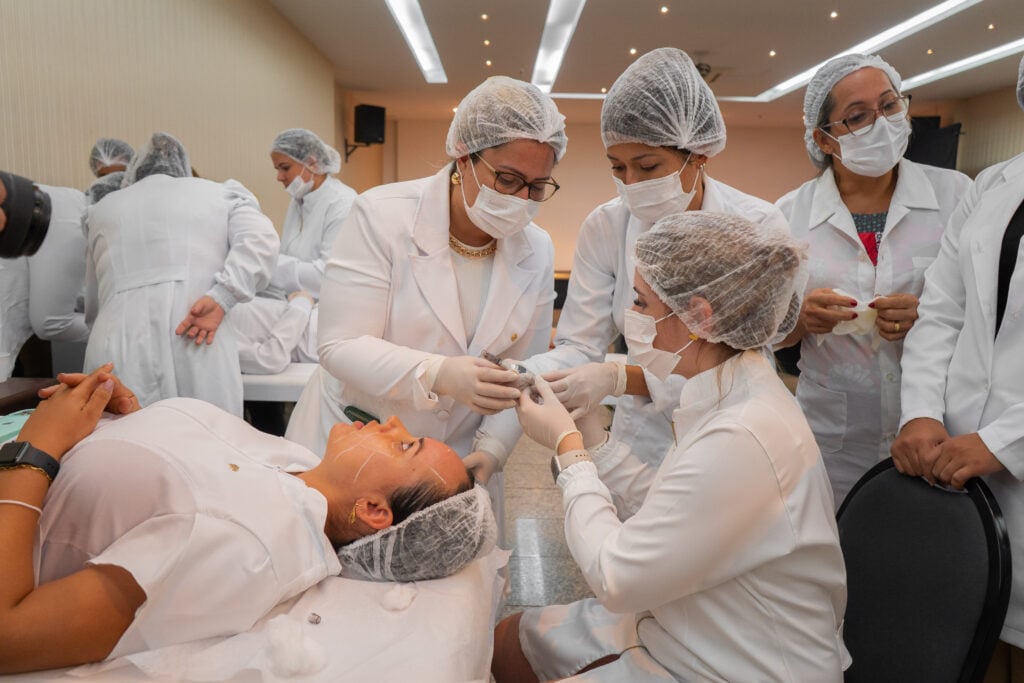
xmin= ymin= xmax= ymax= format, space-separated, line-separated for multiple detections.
xmin=688 ymin=333 xmax=699 ymax=341
xmin=451 ymin=171 xmax=461 ymax=186
xmin=348 ymin=504 xmax=358 ymax=525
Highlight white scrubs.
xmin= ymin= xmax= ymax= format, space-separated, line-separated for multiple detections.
xmin=287 ymin=167 xmax=554 ymax=464
xmin=0 ymin=256 xmax=30 ymax=381
xmin=520 ymin=351 xmax=847 ymax=682
xmin=265 ymin=175 xmax=357 ymax=300
xmin=777 ymin=159 xmax=972 ymax=504
xmin=38 ymin=397 xmax=340 ymax=658
xmin=527 ymin=176 xmax=789 ymax=468
xmin=84 ymin=175 xmax=279 ymax=415
xmin=28 ymin=185 xmax=89 ymax=341
xmin=900 ymin=152 xmax=1024 ymax=649
xmin=232 ymin=295 xmax=317 ymax=374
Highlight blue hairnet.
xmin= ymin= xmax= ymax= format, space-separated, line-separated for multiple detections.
xmin=271 ymin=129 xmax=341 ymax=175
xmin=89 ymin=138 xmax=134 ymax=177
xmin=122 ymin=132 xmax=191 ymax=186
xmin=446 ymin=76 xmax=568 ymax=161
xmin=803 ymin=54 xmax=902 ymax=169
xmin=601 ymin=48 xmax=726 ymax=157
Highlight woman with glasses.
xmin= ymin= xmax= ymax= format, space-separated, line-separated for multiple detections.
xmin=776 ymin=54 xmax=972 ymax=506
xmin=287 ymin=76 xmax=567 ymax=489
xmin=522 ymin=47 xmax=788 ymax=471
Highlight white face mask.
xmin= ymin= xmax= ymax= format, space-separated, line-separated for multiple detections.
xmin=830 ymin=115 xmax=910 ymax=178
xmin=623 ymin=309 xmax=697 ymax=381
xmin=285 ymin=166 xmax=314 ymax=200
xmin=613 ymin=155 xmax=699 ymax=225
xmin=460 ymin=160 xmax=539 ymax=239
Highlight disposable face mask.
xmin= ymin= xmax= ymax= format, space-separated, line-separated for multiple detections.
xmin=614 ymin=156 xmax=699 ymax=225
xmin=461 ymin=162 xmax=539 ymax=239
xmin=831 ymin=116 xmax=910 ymax=178
xmin=285 ymin=166 xmax=314 ymax=200
xmin=623 ymin=309 xmax=696 ymax=381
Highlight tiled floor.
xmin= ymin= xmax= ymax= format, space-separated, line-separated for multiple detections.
xmin=498 ymin=418 xmax=602 ymax=622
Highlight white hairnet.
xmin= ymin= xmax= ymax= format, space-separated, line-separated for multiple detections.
xmin=1017 ymin=54 xmax=1024 ymax=112
xmin=634 ymin=211 xmax=808 ymax=350
xmin=803 ymin=53 xmax=903 ymax=169
xmin=337 ymin=484 xmax=497 ymax=583
xmin=89 ymin=138 xmax=134 ymax=177
xmin=85 ymin=171 xmax=124 ymax=205
xmin=445 ymin=76 xmax=567 ymax=161
xmin=122 ymin=132 xmax=191 ymax=186
xmin=601 ymin=48 xmax=726 ymax=156
xmin=271 ymin=128 xmax=341 ymax=175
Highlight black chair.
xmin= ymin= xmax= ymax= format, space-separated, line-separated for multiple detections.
xmin=837 ymin=458 xmax=1011 ymax=683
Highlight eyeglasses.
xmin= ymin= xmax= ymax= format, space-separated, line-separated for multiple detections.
xmin=821 ymin=95 xmax=911 ymax=137
xmin=472 ymin=154 xmax=560 ymax=202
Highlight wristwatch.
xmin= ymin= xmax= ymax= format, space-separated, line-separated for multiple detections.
xmin=0 ymin=441 xmax=60 ymax=482
xmin=550 ymin=449 xmax=592 ymax=483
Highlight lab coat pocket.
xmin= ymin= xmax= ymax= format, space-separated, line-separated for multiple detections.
xmin=796 ymin=377 xmax=847 ymax=454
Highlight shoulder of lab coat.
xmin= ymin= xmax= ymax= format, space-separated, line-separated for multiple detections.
xmin=27 ymin=185 xmax=89 ymax=341
xmin=899 ymin=153 xmax=1022 ymax=432
xmin=702 ymin=175 xmax=790 ymax=233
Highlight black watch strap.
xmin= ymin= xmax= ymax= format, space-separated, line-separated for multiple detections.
xmin=0 ymin=441 xmax=59 ymax=481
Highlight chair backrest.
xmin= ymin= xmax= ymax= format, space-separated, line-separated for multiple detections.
xmin=837 ymin=459 xmax=1011 ymax=683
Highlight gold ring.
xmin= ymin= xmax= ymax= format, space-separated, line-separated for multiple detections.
xmin=894 ymin=322 xmax=901 ymax=332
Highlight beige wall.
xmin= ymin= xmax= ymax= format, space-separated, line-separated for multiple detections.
xmin=0 ymin=0 xmax=336 ymax=230
xmin=954 ymin=86 xmax=1024 ymax=177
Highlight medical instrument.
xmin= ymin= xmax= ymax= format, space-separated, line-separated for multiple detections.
xmin=481 ymin=351 xmax=535 ymax=389
xmin=343 ymin=405 xmax=380 ymax=425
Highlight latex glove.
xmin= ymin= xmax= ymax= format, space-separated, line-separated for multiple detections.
xmin=515 ymin=377 xmax=577 ymax=450
xmin=464 ymin=450 xmax=500 ymax=485
xmin=175 ymin=295 xmax=225 ymax=345
xmin=543 ymin=361 xmax=625 ymax=419
xmin=434 ymin=356 xmax=521 ymax=415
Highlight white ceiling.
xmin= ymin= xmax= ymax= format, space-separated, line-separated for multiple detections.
xmin=269 ymin=0 xmax=1024 ymax=127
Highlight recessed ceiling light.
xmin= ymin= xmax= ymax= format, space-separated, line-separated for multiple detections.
xmin=830 ymin=10 xmax=839 ymax=19
xmin=481 ymin=13 xmax=488 ymax=20
xmin=485 ymin=59 xmax=492 ymax=67
xmin=530 ymin=0 xmax=587 ymax=93
xmin=769 ymin=50 xmax=777 ymax=57
xmin=383 ymin=0 xmax=447 ymax=84
xmin=927 ymin=48 xmax=934 ymax=54
xmin=483 ymin=39 xmax=491 ymax=46
xmin=660 ymin=6 xmax=669 ymax=13
xmin=629 ymin=47 xmax=638 ymax=55
xmin=903 ymin=37 xmax=1024 ymax=91
xmin=452 ymin=107 xmax=458 ymax=113
xmin=600 ymin=87 xmax=608 ymax=93
xmin=988 ymin=23 xmax=995 ymax=30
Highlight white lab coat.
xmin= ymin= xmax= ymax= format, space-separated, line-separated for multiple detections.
xmin=527 ymin=176 xmax=789 ymax=467
xmin=233 ymin=295 xmax=317 ymax=374
xmin=84 ymin=175 xmax=279 ymax=415
xmin=265 ymin=175 xmax=357 ymax=299
xmin=0 ymin=256 xmax=30 ymax=381
xmin=900 ymin=152 xmax=1024 ymax=649
xmin=287 ymin=167 xmax=555 ymax=462
xmin=777 ymin=159 xmax=972 ymax=504
xmin=38 ymin=398 xmax=340 ymax=658
xmin=27 ymin=185 xmax=89 ymax=342
xmin=552 ymin=351 xmax=846 ymax=681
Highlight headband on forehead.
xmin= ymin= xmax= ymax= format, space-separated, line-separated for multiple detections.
xmin=0 ymin=172 xmax=51 ymax=258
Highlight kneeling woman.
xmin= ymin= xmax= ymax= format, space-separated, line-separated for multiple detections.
xmin=496 ymin=212 xmax=847 ymax=682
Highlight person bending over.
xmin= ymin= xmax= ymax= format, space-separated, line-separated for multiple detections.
xmin=0 ymin=366 xmax=495 ymax=674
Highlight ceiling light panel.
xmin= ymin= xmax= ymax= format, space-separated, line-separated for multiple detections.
xmin=531 ymin=0 xmax=588 ymax=93
xmin=384 ymin=0 xmax=447 ymax=84
xmin=902 ymin=37 xmax=1024 ymax=90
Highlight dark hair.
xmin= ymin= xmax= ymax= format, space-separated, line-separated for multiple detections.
xmin=815 ymin=91 xmax=836 ymax=171
xmin=388 ymin=467 xmax=474 ymax=525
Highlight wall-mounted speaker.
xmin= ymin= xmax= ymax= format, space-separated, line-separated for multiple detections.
xmin=354 ymin=104 xmax=386 ymax=145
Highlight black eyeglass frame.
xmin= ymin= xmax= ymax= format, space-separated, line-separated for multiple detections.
xmin=470 ymin=153 xmax=560 ymax=202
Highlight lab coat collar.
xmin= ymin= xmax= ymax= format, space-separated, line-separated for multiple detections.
xmin=999 ymin=152 xmax=1024 ymax=183
xmin=299 ymin=176 xmax=336 ymax=210
xmin=672 ymin=350 xmax=764 ymax=440
xmin=469 ymin=225 xmax=538 ymax=353
xmin=883 ymin=159 xmax=940 ymax=234
xmin=807 ymin=169 xmax=856 ymax=240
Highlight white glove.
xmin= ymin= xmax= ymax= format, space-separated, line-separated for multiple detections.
xmin=433 ymin=356 xmax=521 ymax=415
xmin=464 ymin=450 xmax=500 ymax=484
xmin=515 ymin=377 xmax=577 ymax=450
xmin=543 ymin=361 xmax=626 ymax=419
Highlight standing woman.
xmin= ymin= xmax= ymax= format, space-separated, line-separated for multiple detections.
xmin=287 ymin=76 xmax=566 ymax=483
xmin=84 ymin=132 xmax=279 ymax=415
xmin=495 ymin=213 xmax=846 ymax=682
xmin=776 ymin=54 xmax=971 ymax=505
xmin=529 ymin=47 xmax=788 ymax=469
xmin=267 ymin=129 xmax=357 ymax=300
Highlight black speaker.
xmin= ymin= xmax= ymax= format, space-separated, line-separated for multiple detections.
xmin=354 ymin=104 xmax=386 ymax=145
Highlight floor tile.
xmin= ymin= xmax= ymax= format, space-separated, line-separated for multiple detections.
xmin=507 ymin=516 xmax=571 ymax=558
xmin=506 ymin=556 xmax=594 ymax=607
xmin=504 ymin=487 xmax=565 ymax=520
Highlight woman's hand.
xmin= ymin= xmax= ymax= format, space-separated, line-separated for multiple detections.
xmin=872 ymin=292 xmax=918 ymax=342
xmin=19 ymin=367 xmax=115 ymax=460
xmin=37 ymin=363 xmax=141 ymax=415
xmin=434 ymin=356 xmax=521 ymax=414
xmin=543 ymin=362 xmax=624 ymax=419
xmin=891 ymin=417 xmax=948 ymax=482
xmin=515 ymin=378 xmax=577 ymax=450
xmin=176 ymin=295 xmax=225 ymax=345
xmin=464 ymin=451 xmax=500 ymax=484
xmin=799 ymin=288 xmax=858 ymax=335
